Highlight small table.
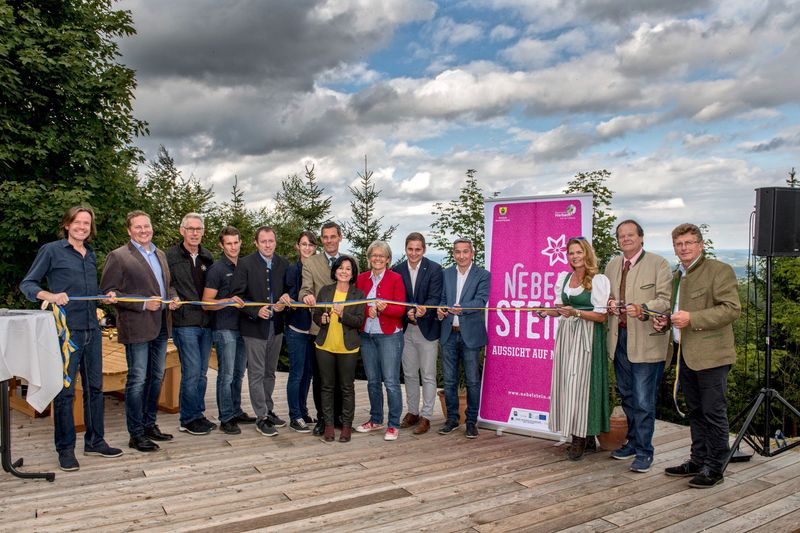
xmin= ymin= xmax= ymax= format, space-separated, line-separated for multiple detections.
xmin=0 ymin=310 xmax=61 ymax=482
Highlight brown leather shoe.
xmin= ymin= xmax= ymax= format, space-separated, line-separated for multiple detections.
xmin=400 ymin=413 xmax=420 ymax=429
xmin=322 ymin=425 xmax=335 ymax=442
xmin=568 ymin=435 xmax=586 ymax=461
xmin=413 ymin=417 xmax=430 ymax=434
xmin=339 ymin=425 xmax=352 ymax=443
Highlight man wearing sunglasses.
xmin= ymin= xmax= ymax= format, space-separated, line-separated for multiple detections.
xmin=605 ymin=220 xmax=672 ymax=473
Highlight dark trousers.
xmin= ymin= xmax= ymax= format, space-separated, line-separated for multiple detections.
xmin=680 ymin=355 xmax=731 ymax=474
xmin=312 ymin=348 xmax=342 ymax=424
xmin=315 ymin=348 xmax=357 ymax=427
xmin=53 ymin=328 xmax=105 ymax=452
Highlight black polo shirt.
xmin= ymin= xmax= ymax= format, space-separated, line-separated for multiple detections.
xmin=205 ymin=255 xmax=239 ymax=331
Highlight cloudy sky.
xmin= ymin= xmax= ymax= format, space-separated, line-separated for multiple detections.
xmin=116 ymin=0 xmax=800 ymax=254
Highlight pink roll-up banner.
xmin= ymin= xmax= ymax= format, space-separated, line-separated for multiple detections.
xmin=479 ymin=194 xmax=593 ymax=438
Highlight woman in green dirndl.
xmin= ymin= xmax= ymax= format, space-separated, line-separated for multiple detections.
xmin=543 ymin=237 xmax=610 ymax=460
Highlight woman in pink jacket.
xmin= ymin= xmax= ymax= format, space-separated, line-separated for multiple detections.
xmin=354 ymin=240 xmax=407 ymax=441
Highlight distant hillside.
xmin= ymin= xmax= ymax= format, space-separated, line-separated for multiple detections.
xmin=654 ymin=249 xmax=752 ymax=278
xmin=426 ymin=249 xmax=754 ymax=279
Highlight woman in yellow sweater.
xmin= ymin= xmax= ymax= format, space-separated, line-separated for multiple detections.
xmin=312 ymin=255 xmax=366 ymax=442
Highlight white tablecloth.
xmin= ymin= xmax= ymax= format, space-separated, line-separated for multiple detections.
xmin=0 ymin=310 xmax=63 ymax=412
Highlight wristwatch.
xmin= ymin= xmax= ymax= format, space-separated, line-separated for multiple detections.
xmin=575 ymin=310 xmax=582 ymax=319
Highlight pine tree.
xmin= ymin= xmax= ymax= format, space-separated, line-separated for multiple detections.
xmin=211 ymin=176 xmax=270 ymax=256
xmin=140 ymin=145 xmax=214 ymax=251
xmin=271 ymin=163 xmax=332 ymax=257
xmin=429 ymin=169 xmax=495 ymax=267
xmin=342 ymin=156 xmax=397 ymax=272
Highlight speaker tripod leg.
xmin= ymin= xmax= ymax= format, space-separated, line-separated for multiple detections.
xmin=723 ymin=389 xmax=767 ymax=472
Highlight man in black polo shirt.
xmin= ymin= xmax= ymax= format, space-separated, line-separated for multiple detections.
xmin=202 ymin=226 xmax=257 ymax=434
xmin=166 ymin=213 xmax=216 ymax=435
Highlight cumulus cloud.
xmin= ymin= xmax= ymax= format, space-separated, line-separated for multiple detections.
xmin=596 ymin=113 xmax=661 ymax=138
xmin=399 ymin=172 xmax=432 ymax=193
xmin=490 ymin=24 xmax=519 ymax=42
xmin=114 ymin=0 xmax=800 ymax=253
xmin=317 ymin=62 xmax=382 ymax=86
xmin=429 ymin=17 xmax=483 ymax=50
xmin=738 ymin=128 xmax=800 ymax=152
xmin=682 ymin=133 xmax=721 ymax=149
xmin=500 ymin=29 xmax=589 ymax=68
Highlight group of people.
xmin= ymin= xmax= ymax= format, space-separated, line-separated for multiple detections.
xmin=20 ymin=207 xmax=489 ymax=471
xmin=546 ymin=220 xmax=740 ymax=490
xmin=20 ymin=206 xmax=740 ymax=491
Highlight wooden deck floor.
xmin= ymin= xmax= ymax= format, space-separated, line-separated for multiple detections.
xmin=2 ymin=372 xmax=799 ymax=532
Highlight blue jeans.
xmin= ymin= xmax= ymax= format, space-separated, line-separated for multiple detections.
xmin=53 ymin=327 xmax=105 ymax=452
xmin=172 ymin=326 xmax=212 ymax=425
xmin=124 ymin=320 xmax=168 ymax=437
xmin=614 ymin=327 xmax=665 ymax=458
xmin=441 ymin=332 xmax=482 ymax=424
xmin=360 ymin=331 xmax=403 ymax=429
xmin=285 ymin=328 xmax=314 ymax=421
xmin=213 ymin=329 xmax=246 ymax=423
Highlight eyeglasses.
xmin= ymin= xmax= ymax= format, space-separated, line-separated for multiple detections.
xmin=673 ymin=240 xmax=700 ymax=249
xmin=183 ymin=227 xmax=204 ymax=233
xmin=370 ymin=254 xmax=387 ymax=259
xmin=298 ymin=242 xmax=316 ymax=248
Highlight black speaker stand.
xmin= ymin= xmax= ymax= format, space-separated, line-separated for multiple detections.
xmin=724 ymin=256 xmax=800 ymax=470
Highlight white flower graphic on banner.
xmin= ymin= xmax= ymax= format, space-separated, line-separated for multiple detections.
xmin=541 ymin=235 xmax=568 ymax=266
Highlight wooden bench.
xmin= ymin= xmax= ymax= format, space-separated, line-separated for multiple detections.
xmin=62 ymin=336 xmax=184 ymax=431
xmin=12 ymin=335 xmax=218 ymax=432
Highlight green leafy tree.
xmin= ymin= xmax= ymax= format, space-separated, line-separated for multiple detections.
xmin=699 ymin=223 xmax=716 ymax=259
xmin=563 ymin=170 xmax=617 ymax=269
xmin=0 ymin=0 xmax=147 ymax=304
xmin=342 ymin=156 xmax=397 ymax=272
xmin=139 ymin=146 xmax=214 ymax=251
xmin=430 ymin=169 xmax=496 ymax=267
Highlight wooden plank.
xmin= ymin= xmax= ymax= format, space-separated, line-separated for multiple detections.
xmin=746 ymin=507 xmax=800 ymax=533
xmin=703 ymin=493 xmax=800 ymax=532
xmin=3 ymin=371 xmax=800 ymax=533
xmin=720 ymin=469 xmax=800 ymax=516
xmin=139 ymin=483 xmax=411 ymax=532
xmin=612 ymin=479 xmax=773 ymax=532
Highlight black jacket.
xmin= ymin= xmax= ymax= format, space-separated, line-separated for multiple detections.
xmin=166 ymin=243 xmax=214 ymax=328
xmin=312 ymin=284 xmax=365 ymax=351
xmin=230 ymin=251 xmax=288 ymax=339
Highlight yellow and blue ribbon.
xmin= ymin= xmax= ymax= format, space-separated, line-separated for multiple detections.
xmin=49 ymin=304 xmax=74 ymax=388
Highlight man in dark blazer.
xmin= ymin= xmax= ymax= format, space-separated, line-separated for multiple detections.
xmin=100 ymin=210 xmax=179 ymax=452
xmin=392 ymin=232 xmax=443 ymax=434
xmin=437 ymin=238 xmax=490 ymax=439
xmin=230 ymin=226 xmax=288 ymax=437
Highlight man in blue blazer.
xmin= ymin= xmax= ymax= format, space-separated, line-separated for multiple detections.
xmin=392 ymin=232 xmax=443 ymax=434
xmin=437 ymin=238 xmax=491 ymax=439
